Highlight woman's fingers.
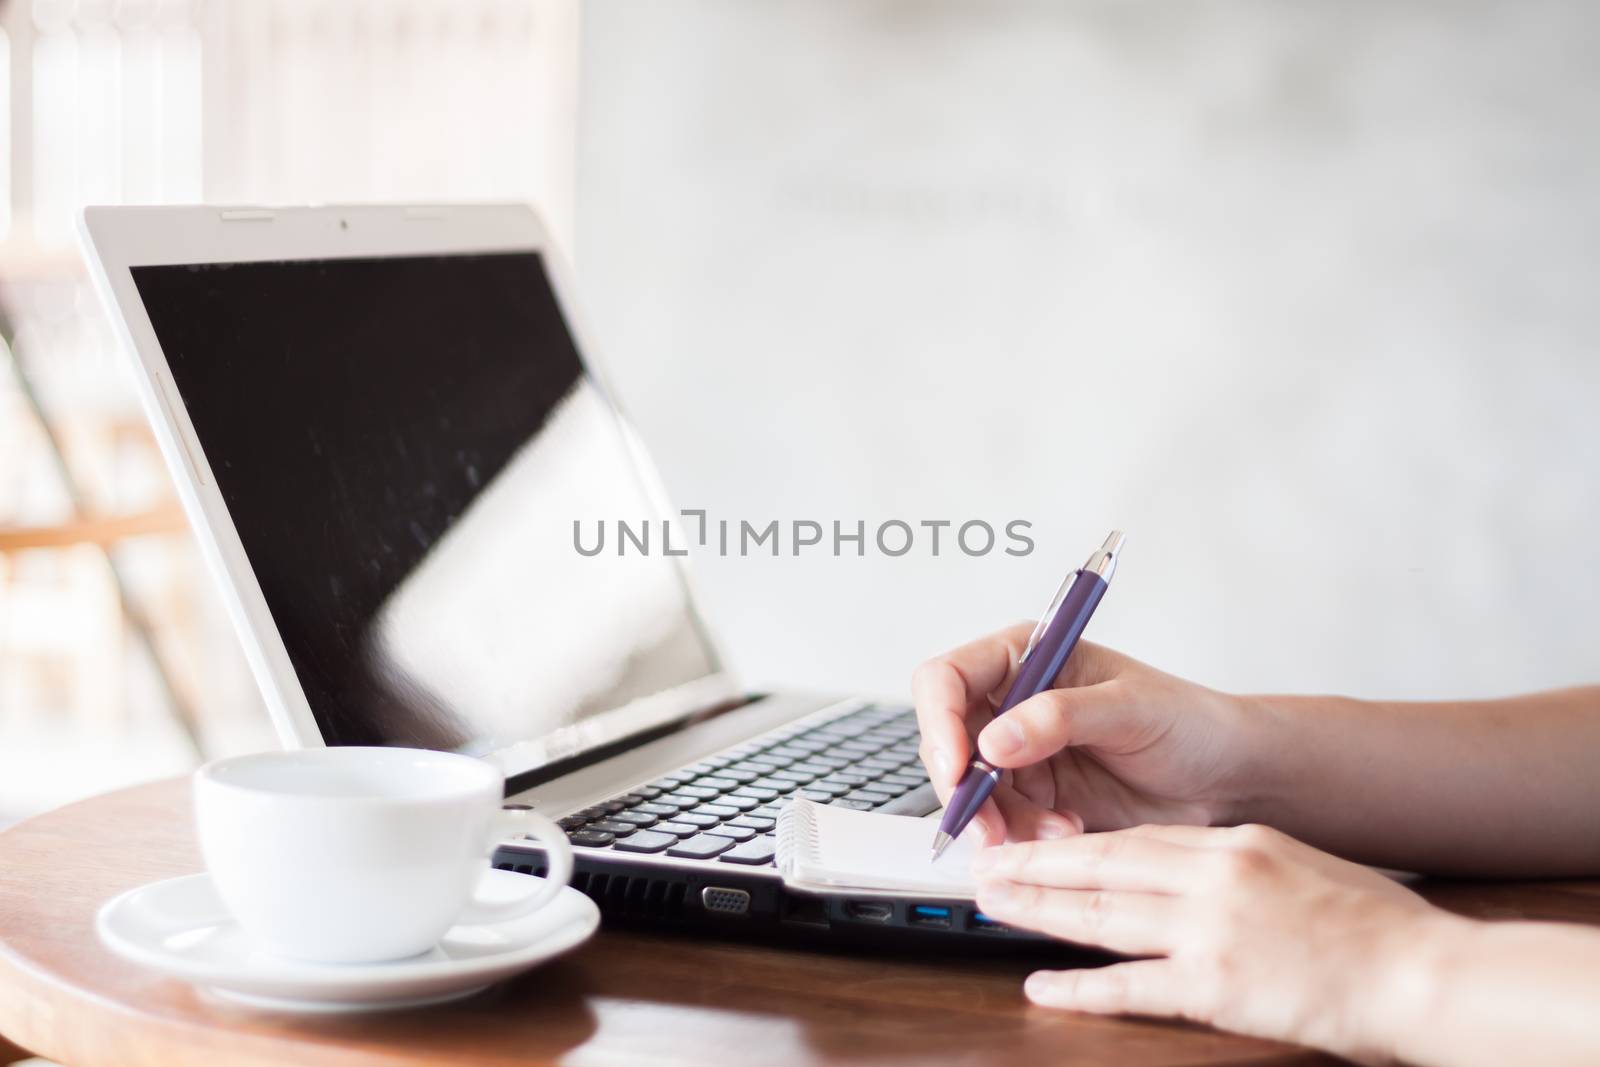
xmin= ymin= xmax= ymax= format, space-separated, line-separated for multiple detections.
xmin=913 ymin=624 xmax=1031 ymax=796
xmin=1024 ymin=961 xmax=1185 ymax=1018
xmin=972 ymin=832 xmax=1200 ymax=893
xmin=968 ymin=796 xmax=1006 ymax=847
xmin=975 ymin=880 xmax=1181 ymax=956
xmin=975 ymin=680 xmax=1138 ymax=769
xmin=989 ymin=782 xmax=1081 ymax=843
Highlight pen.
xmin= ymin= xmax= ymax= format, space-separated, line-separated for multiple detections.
xmin=931 ymin=530 xmax=1126 ymax=861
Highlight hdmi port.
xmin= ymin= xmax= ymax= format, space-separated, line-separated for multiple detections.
xmin=845 ymin=900 xmax=893 ymax=923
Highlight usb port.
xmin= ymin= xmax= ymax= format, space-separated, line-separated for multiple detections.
xmin=845 ymin=900 xmax=893 ymax=923
xmin=908 ymin=904 xmax=952 ymax=928
xmin=967 ymin=910 xmax=1008 ymax=933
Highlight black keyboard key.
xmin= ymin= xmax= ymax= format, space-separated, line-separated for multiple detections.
xmin=730 ymin=815 xmax=776 ymax=832
xmin=771 ymin=769 xmax=818 ymax=784
xmin=785 ymin=762 xmax=836 ymax=777
xmin=838 ymin=739 xmax=883 ymax=754
xmin=651 ymin=775 xmax=689 ymax=791
xmin=718 ymin=794 xmax=760 ymax=811
xmin=847 ymin=789 xmax=893 ymax=806
xmin=611 ymin=810 xmax=659 ymax=828
xmin=870 ymin=780 xmax=913 ymax=798
xmin=569 ymin=830 xmax=615 ymax=848
xmin=612 ymin=830 xmax=677 ymax=853
xmin=632 ymin=802 xmax=682 ymax=818
xmin=654 ymin=821 xmax=701 ymax=838
xmin=667 ymin=833 xmax=736 ymax=860
xmin=633 ymin=785 xmax=663 ymax=799
xmin=691 ymin=803 xmax=739 ymax=820
xmin=674 ymin=784 xmax=722 ymax=800
xmin=858 ymin=757 xmax=903 ymax=772
xmin=658 ymin=794 xmax=705 ymax=811
xmin=685 ymin=758 xmax=731 ymax=775
xmin=619 ymin=793 xmax=649 ymax=806
xmin=726 ymin=760 xmax=781 ymax=775
xmin=831 ymin=798 xmax=875 ymax=811
xmin=674 ymin=812 xmax=722 ymax=830
xmin=707 ymin=823 xmax=756 ymax=842
xmin=880 ymin=772 xmax=928 ymax=788
xmin=751 ymin=777 xmax=800 ymax=793
xmin=800 ymin=780 xmax=850 ymax=797
xmin=558 ymin=815 xmax=588 ymax=831
xmin=820 ymin=775 xmax=870 ymax=791
xmin=586 ymin=819 xmax=638 ymax=836
xmin=878 ymin=782 xmax=941 ymax=817
xmin=765 ymin=745 xmax=812 ymax=760
xmin=805 ymin=755 xmax=853 ymax=771
xmin=718 ymin=839 xmax=777 ymax=865
xmin=693 ymin=776 xmax=739 ymax=792
xmin=798 ymin=789 xmax=837 ymax=803
xmin=821 ymin=722 xmax=871 ymax=738
xmin=731 ymin=785 xmax=780 ymax=803
xmin=715 ymin=768 xmax=759 ymax=784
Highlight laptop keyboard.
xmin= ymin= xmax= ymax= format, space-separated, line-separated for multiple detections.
xmin=554 ymin=704 xmax=934 ymax=867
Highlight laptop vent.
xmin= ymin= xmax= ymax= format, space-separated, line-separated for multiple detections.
xmin=495 ymin=863 xmax=690 ymax=920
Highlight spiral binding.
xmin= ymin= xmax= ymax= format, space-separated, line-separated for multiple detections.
xmin=774 ymin=798 xmax=822 ymax=879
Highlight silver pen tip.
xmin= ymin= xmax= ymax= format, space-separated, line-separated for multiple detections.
xmin=1102 ymin=529 xmax=1127 ymax=555
xmin=930 ymin=832 xmax=953 ymax=863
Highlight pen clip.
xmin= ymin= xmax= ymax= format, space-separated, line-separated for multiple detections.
xmin=1017 ymin=568 xmax=1083 ymax=667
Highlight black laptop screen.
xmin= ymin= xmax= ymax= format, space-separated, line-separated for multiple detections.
xmin=132 ymin=251 xmax=721 ymax=759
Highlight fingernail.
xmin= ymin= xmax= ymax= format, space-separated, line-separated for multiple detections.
xmin=1024 ymin=972 xmax=1056 ymax=1000
xmin=985 ymin=719 xmax=1026 ymax=758
xmin=1036 ymin=817 xmax=1071 ymax=840
xmin=970 ymin=821 xmax=992 ymax=847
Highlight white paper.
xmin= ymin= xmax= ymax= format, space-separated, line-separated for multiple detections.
xmin=776 ymin=798 xmax=979 ymax=897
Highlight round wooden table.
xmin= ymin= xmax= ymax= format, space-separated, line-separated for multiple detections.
xmin=4 ymin=779 xmax=1599 ymax=1067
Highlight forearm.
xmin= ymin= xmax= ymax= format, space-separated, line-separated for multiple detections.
xmin=1380 ymin=915 xmax=1600 ymax=1067
xmin=1228 ymin=687 xmax=1600 ymax=876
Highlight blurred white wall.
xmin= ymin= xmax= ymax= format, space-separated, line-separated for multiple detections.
xmin=575 ymin=1 xmax=1600 ymax=703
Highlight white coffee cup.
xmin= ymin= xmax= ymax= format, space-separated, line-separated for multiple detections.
xmin=193 ymin=746 xmax=573 ymax=964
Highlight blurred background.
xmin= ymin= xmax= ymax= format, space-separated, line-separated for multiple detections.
xmin=2 ymin=0 xmax=1596 ymax=827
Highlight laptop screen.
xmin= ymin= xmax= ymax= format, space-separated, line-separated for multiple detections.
xmin=132 ymin=251 xmax=724 ymax=768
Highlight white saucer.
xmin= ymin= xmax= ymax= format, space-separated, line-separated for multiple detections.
xmin=96 ymin=870 xmax=599 ymax=1013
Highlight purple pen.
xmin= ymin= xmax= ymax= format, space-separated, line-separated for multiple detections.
xmin=931 ymin=530 xmax=1126 ymax=861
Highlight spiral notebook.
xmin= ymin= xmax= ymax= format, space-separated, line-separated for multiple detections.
xmin=774 ymin=797 xmax=980 ymax=898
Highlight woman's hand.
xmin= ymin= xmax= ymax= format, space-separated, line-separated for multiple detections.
xmin=972 ymin=824 xmax=1457 ymax=1062
xmin=913 ymin=627 xmax=1257 ymax=844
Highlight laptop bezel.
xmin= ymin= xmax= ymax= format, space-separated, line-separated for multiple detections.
xmin=77 ymin=203 xmax=741 ymax=775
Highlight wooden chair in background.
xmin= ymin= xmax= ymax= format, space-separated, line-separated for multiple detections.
xmin=0 ymin=303 xmax=205 ymax=760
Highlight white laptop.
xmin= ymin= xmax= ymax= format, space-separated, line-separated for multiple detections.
xmin=78 ymin=203 xmax=1037 ymax=948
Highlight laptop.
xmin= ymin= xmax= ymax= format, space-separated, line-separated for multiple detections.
xmin=79 ymin=203 xmax=1040 ymax=949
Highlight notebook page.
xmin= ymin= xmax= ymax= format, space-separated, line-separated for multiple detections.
xmin=776 ymin=798 xmax=980 ymax=897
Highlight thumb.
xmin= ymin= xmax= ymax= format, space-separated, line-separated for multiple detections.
xmin=975 ymin=682 xmax=1135 ymax=768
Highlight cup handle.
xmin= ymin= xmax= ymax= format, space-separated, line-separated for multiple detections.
xmin=456 ymin=808 xmax=574 ymax=926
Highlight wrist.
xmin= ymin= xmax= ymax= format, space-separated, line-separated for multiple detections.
xmin=1216 ymin=691 xmax=1378 ymax=829
xmin=1358 ymin=907 xmax=1476 ymax=1064
xmin=1206 ymin=690 xmax=1282 ymax=826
